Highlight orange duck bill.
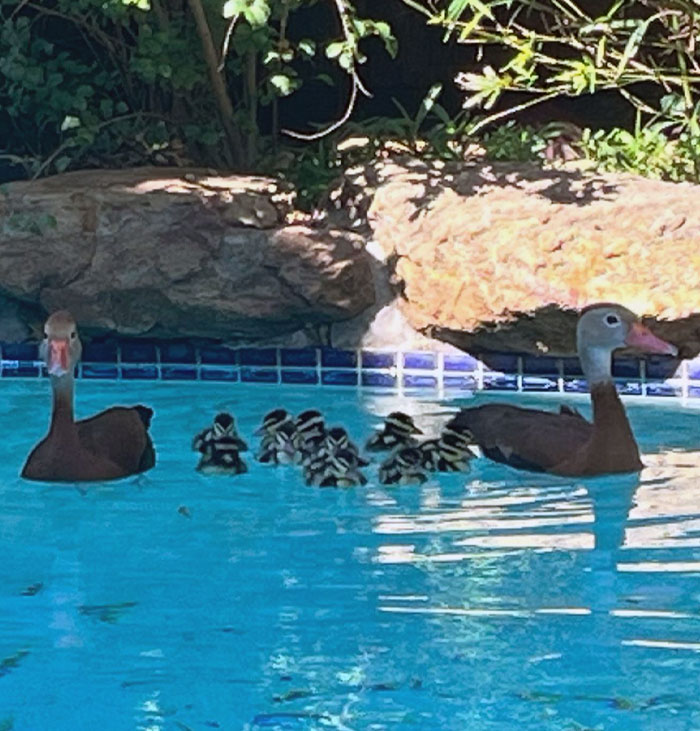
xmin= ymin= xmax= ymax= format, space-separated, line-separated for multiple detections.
xmin=47 ymin=338 xmax=71 ymax=376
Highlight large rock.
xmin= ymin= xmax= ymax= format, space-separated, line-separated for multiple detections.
xmin=0 ymin=168 xmax=375 ymax=341
xmin=365 ymin=159 xmax=700 ymax=356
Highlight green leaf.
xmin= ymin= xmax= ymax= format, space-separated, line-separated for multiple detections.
xmin=60 ymin=115 xmax=81 ymax=131
xmin=616 ymin=18 xmax=651 ymax=77
xmin=269 ymin=73 xmax=295 ymax=96
xmin=297 ymin=39 xmax=315 ymax=58
xmin=223 ymin=0 xmax=247 ymax=18
xmin=243 ymin=0 xmax=270 ymax=27
xmin=415 ymin=82 xmax=443 ymax=128
xmin=325 ymin=41 xmax=344 ymax=59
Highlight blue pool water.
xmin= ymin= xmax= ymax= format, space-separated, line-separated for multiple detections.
xmin=1 ymin=380 xmax=700 ymax=730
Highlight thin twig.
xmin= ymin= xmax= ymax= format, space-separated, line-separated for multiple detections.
xmin=218 ymin=13 xmax=239 ymax=71
xmin=283 ymin=75 xmax=363 ymax=140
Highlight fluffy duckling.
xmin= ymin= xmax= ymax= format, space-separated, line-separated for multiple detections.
xmin=257 ymin=420 xmax=297 ymax=465
xmin=196 ymin=434 xmax=248 ymax=475
xmin=419 ymin=425 xmax=473 ymax=472
xmin=255 ymin=408 xmax=294 ymax=438
xmin=293 ymin=409 xmax=326 ymax=463
xmin=305 ymin=449 xmax=367 ymax=488
xmin=365 ymin=411 xmax=422 ymax=452
xmin=304 ymin=427 xmax=368 ymax=467
xmin=379 ymin=446 xmax=428 ymax=485
xmin=192 ymin=412 xmax=248 ymax=453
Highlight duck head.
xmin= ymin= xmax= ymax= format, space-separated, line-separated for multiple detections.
xmin=40 ymin=310 xmax=81 ymax=378
xmin=577 ymin=304 xmax=677 ymax=385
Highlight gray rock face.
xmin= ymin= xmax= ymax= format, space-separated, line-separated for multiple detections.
xmin=0 ymin=168 xmax=375 ymax=341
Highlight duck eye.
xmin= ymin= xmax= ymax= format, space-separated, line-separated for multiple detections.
xmin=70 ymin=331 xmax=76 ymax=340
xmin=605 ymin=314 xmax=620 ymax=326
xmin=43 ymin=332 xmax=48 ymax=340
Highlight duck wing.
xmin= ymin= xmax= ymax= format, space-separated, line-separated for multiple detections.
xmin=448 ymin=404 xmax=593 ymax=473
xmin=77 ymin=406 xmax=155 ymax=475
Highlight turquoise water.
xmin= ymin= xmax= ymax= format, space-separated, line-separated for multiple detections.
xmin=1 ymin=380 xmax=700 ymax=730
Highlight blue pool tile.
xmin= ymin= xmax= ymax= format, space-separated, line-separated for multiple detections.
xmin=81 ymin=363 xmax=119 ymax=379
xmin=82 ymin=341 xmax=118 ymax=363
xmin=161 ymin=365 xmax=197 ymax=380
xmin=645 ymin=381 xmax=679 ymax=397
xmin=687 ymin=357 xmax=700 ymax=380
xmin=241 ymin=367 xmax=278 ymax=383
xmin=199 ymin=345 xmax=238 ymax=365
xmin=239 ymin=348 xmax=277 ymax=367
xmin=200 ymin=367 xmax=238 ymax=382
xmin=563 ymin=378 xmax=589 ymax=393
xmin=645 ymin=356 xmax=679 ymax=380
xmin=121 ymin=365 xmax=158 ymax=379
xmin=482 ymin=354 xmax=519 ymax=374
xmin=443 ymin=353 xmax=479 ymax=372
xmin=483 ymin=373 xmax=518 ymax=390
xmin=321 ymin=348 xmax=357 ymax=369
xmin=612 ymin=357 xmax=640 ymax=378
xmin=1 ymin=342 xmax=38 ymax=360
xmin=616 ymin=380 xmax=642 ymax=396
xmin=444 ymin=375 xmax=477 ymax=390
xmin=281 ymin=369 xmax=318 ymax=385
xmin=321 ymin=370 xmax=358 ymax=386
xmin=522 ymin=375 xmax=558 ymax=391
xmin=361 ymin=372 xmax=396 ymax=388
xmin=403 ymin=374 xmax=437 ymax=389
xmin=159 ymin=342 xmax=196 ymax=364
xmin=361 ymin=351 xmax=395 ymax=369
xmin=522 ymin=356 xmax=559 ymax=375
xmin=280 ymin=348 xmax=317 ymax=367
xmin=121 ymin=342 xmax=157 ymax=363
xmin=1 ymin=362 xmax=39 ymax=378
xmin=403 ymin=352 xmax=436 ymax=370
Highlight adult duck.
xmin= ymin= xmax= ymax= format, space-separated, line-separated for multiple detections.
xmin=22 ymin=311 xmax=156 ymax=482
xmin=446 ymin=304 xmax=677 ymax=477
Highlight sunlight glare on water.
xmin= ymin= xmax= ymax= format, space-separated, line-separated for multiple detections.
xmin=1 ymin=380 xmax=700 ymax=730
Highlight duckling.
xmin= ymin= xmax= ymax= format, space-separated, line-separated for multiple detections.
xmin=257 ymin=420 xmax=297 ymax=465
xmin=419 ymin=429 xmax=473 ymax=472
xmin=293 ymin=409 xmax=326 ymax=463
xmin=295 ymin=409 xmax=325 ymax=442
xmin=305 ymin=449 xmax=367 ymax=487
xmin=304 ymin=426 xmax=368 ymax=468
xmin=255 ymin=408 xmax=293 ymax=438
xmin=196 ymin=435 xmax=248 ymax=475
xmin=379 ymin=446 xmax=428 ymax=485
xmin=192 ymin=412 xmax=248 ymax=452
xmin=365 ymin=411 xmax=422 ymax=452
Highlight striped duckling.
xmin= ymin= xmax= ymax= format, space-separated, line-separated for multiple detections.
xmin=303 ymin=426 xmax=368 ymax=468
xmin=305 ymin=448 xmax=367 ymax=487
xmin=365 ymin=411 xmax=422 ymax=452
xmin=194 ymin=413 xmax=248 ymax=475
xmin=256 ymin=409 xmax=296 ymax=465
xmin=418 ymin=424 xmax=474 ymax=472
xmin=192 ymin=412 xmax=248 ymax=453
xmin=292 ymin=409 xmax=326 ymax=464
xmin=378 ymin=446 xmax=428 ymax=486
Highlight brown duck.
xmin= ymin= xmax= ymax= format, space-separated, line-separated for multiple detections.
xmin=22 ymin=311 xmax=156 ymax=482
xmin=447 ymin=304 xmax=678 ymax=477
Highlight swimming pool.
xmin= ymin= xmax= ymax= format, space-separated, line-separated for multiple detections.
xmin=1 ymin=380 xmax=700 ymax=730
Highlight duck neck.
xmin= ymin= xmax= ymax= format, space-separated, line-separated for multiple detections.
xmin=579 ymin=345 xmax=614 ymax=387
xmin=49 ymin=374 xmax=76 ymax=435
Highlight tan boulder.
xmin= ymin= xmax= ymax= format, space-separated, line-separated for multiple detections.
xmin=0 ymin=168 xmax=375 ymax=341
xmin=365 ymin=159 xmax=700 ymax=356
